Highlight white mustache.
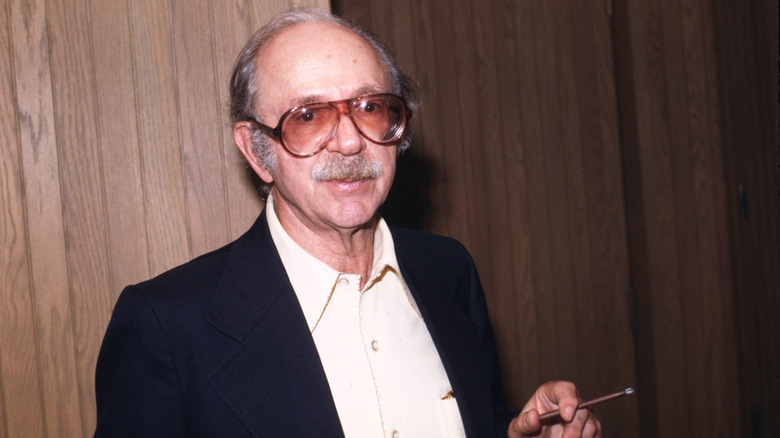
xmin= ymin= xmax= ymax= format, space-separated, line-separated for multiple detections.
xmin=311 ymin=155 xmax=383 ymax=182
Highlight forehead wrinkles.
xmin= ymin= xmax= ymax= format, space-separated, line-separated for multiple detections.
xmin=254 ymin=22 xmax=390 ymax=119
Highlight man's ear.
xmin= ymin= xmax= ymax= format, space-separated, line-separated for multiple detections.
xmin=233 ymin=121 xmax=274 ymax=184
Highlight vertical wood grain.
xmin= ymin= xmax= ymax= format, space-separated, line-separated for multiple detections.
xmin=470 ymin=0 xmax=529 ymax=403
xmin=89 ymin=0 xmax=149 ymax=303
xmin=488 ymin=0 xmax=540 ymax=400
xmin=11 ymin=0 xmax=83 ymax=435
xmin=563 ymin=1 xmax=635 ymax=411
xmin=45 ymin=0 xmax=114 ymax=433
xmin=712 ymin=0 xmax=779 ymax=436
xmin=85 ymin=0 xmax=150 ymax=430
xmin=415 ymin=0 xmax=468 ymax=238
xmin=0 ymin=2 xmax=45 ymax=437
xmin=128 ymin=0 xmax=191 ymax=274
xmin=171 ymin=0 xmax=231 ymax=257
xmin=511 ymin=0 xmax=564 ymax=386
xmin=211 ymin=0 xmax=266 ymax=241
xmin=613 ymin=0 xmax=745 ymax=435
xmin=615 ymin=0 xmax=689 ymax=431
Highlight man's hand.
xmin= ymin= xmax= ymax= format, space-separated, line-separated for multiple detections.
xmin=508 ymin=381 xmax=601 ymax=438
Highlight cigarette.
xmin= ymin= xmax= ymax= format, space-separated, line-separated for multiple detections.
xmin=539 ymin=387 xmax=635 ymax=422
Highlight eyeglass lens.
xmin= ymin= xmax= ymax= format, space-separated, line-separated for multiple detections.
xmin=281 ymin=94 xmax=406 ymax=156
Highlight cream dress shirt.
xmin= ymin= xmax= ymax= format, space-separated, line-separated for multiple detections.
xmin=266 ymin=195 xmax=466 ymax=438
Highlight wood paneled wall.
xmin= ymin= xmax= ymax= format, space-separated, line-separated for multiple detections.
xmin=612 ymin=0 xmax=742 ymax=435
xmin=711 ymin=1 xmax=779 ymax=436
xmin=0 ymin=1 xmax=326 ymax=436
xmin=613 ymin=0 xmax=778 ymax=436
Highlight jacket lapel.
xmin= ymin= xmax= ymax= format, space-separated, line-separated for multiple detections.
xmin=204 ymin=212 xmax=344 ymax=437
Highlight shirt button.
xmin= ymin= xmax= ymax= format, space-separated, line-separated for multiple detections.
xmin=392 ymin=431 xmax=400 ymax=438
xmin=371 ymin=340 xmax=379 ymax=351
xmin=337 ymin=277 xmax=349 ymax=287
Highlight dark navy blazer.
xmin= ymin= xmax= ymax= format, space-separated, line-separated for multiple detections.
xmin=94 ymin=211 xmax=511 ymax=437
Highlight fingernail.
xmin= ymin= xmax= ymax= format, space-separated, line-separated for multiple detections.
xmin=565 ymin=407 xmax=575 ymax=420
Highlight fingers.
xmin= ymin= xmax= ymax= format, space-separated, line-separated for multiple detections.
xmin=507 ymin=408 xmax=540 ymax=437
xmin=509 ymin=381 xmax=602 ymax=438
xmin=587 ymin=413 xmax=603 ymax=438
xmin=533 ymin=381 xmax=580 ymax=423
xmin=561 ymin=408 xmax=601 ymax=438
xmin=509 ymin=408 xmax=601 ymax=438
xmin=549 ymin=381 xmax=580 ymax=422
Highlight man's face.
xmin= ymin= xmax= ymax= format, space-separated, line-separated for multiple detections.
xmin=252 ymin=22 xmax=398 ymax=235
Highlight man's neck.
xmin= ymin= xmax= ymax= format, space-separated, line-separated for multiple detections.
xmin=271 ymin=197 xmax=377 ymax=289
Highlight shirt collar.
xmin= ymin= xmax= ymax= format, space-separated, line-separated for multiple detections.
xmin=265 ymin=193 xmax=403 ymax=331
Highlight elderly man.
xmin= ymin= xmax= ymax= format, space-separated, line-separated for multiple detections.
xmin=94 ymin=9 xmax=600 ymax=438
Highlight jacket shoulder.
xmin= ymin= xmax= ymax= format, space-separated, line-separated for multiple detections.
xmin=390 ymin=226 xmax=477 ymax=281
xmin=391 ymin=227 xmax=472 ymax=260
xmin=132 ymin=212 xmax=271 ymax=304
xmin=136 ymin=242 xmax=233 ymax=296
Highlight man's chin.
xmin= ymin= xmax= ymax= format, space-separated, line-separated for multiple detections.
xmin=327 ymin=209 xmax=380 ymax=232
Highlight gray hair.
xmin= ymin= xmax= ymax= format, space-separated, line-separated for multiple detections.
xmin=229 ymin=9 xmax=419 ymax=194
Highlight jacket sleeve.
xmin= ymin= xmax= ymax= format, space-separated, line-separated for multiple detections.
xmin=460 ymin=242 xmax=518 ymax=437
xmin=94 ymin=286 xmax=186 ymax=437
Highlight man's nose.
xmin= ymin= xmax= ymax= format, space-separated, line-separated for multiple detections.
xmin=325 ymin=113 xmax=366 ymax=156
